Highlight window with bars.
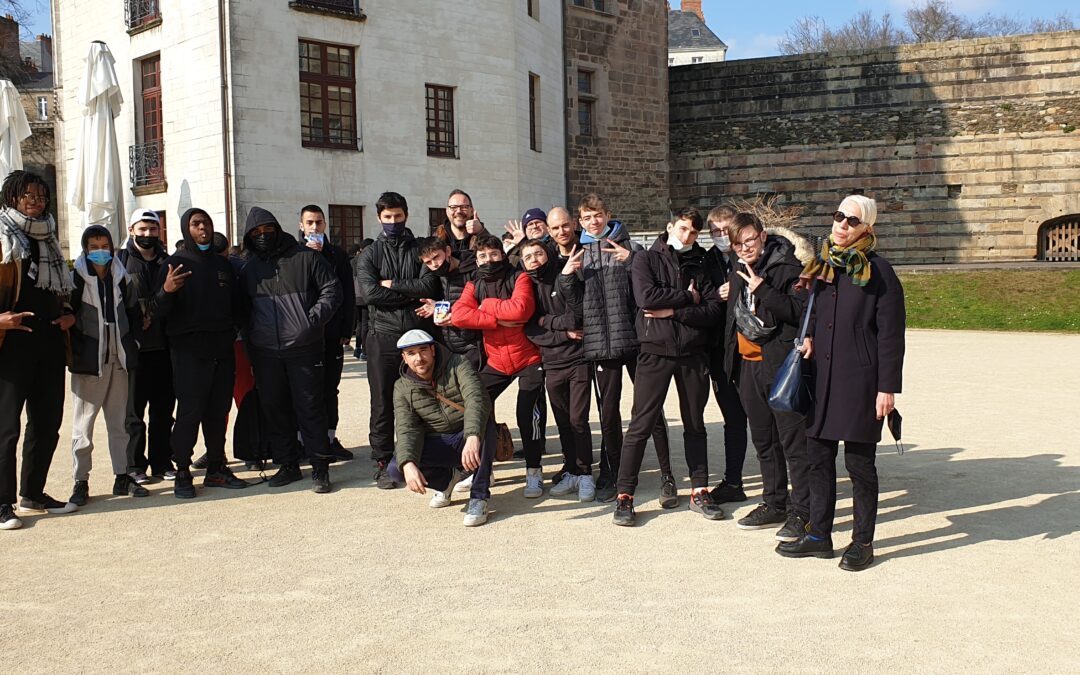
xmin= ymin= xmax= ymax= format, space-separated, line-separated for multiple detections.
xmin=329 ymin=204 xmax=364 ymax=250
xmin=529 ymin=73 xmax=541 ymax=152
xmin=577 ymin=69 xmax=595 ymax=137
xmin=426 ymin=84 xmax=457 ymax=158
xmin=299 ymin=39 xmax=358 ymax=150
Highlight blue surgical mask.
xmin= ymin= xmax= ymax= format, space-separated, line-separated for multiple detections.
xmin=197 ymin=242 xmax=212 ymax=251
xmin=87 ymin=250 xmax=112 ymax=266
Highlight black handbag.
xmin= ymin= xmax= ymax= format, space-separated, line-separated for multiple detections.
xmin=768 ymin=286 xmax=816 ymax=414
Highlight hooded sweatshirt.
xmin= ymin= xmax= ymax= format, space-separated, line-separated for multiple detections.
xmin=69 ymin=225 xmax=139 ymax=375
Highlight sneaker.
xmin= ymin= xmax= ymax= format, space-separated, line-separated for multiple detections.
xmin=737 ymin=503 xmax=787 ymax=529
xmin=374 ymin=461 xmax=398 ymax=490
xmin=463 ymin=498 xmax=489 ymax=527
xmin=191 ymin=453 xmax=209 ymax=470
xmin=453 ymin=472 xmax=474 ymax=494
xmin=128 ymin=470 xmax=151 ymax=485
xmin=659 ymin=474 xmax=678 ymax=509
xmin=18 ymin=494 xmax=77 ymax=514
xmin=689 ymin=489 xmax=725 ymax=520
xmin=595 ymin=472 xmax=618 ymax=503
xmin=174 ymin=470 xmax=196 ymax=499
xmin=154 ymin=469 xmax=177 ymax=481
xmin=709 ymin=480 xmax=748 ymax=504
xmin=311 ymin=465 xmax=332 ymax=494
xmin=776 ymin=514 xmax=809 ymax=543
xmin=244 ymin=461 xmax=264 ymax=471
xmin=204 ymin=467 xmax=250 ymax=489
xmin=577 ymin=474 xmax=596 ymax=502
xmin=269 ymin=463 xmax=303 ymax=488
xmin=550 ymin=473 xmax=580 ymax=497
xmin=113 ymin=474 xmax=150 ymax=498
xmin=328 ymin=439 xmax=354 ymax=462
xmin=0 ymin=504 xmax=22 ymax=530
xmin=549 ymin=469 xmax=568 ymax=488
xmin=69 ymin=480 xmax=90 ymax=507
xmin=523 ymin=467 xmax=544 ymax=499
xmin=613 ymin=494 xmax=636 ymax=526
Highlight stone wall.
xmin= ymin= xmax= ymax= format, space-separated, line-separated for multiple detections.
xmin=669 ymin=31 xmax=1080 ymax=263
xmin=565 ymin=0 xmax=669 ymax=229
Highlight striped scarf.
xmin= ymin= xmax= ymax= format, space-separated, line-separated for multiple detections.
xmin=0 ymin=206 xmax=75 ymax=295
xmin=800 ymin=232 xmax=877 ymax=288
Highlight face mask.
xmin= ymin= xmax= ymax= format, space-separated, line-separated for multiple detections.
xmin=196 ymin=242 xmax=212 ymax=252
xmin=478 ymin=259 xmax=508 ymax=282
xmin=87 ymin=250 xmax=112 ymax=266
xmin=668 ymin=232 xmax=687 ymax=252
xmin=524 ymin=261 xmax=549 ymax=281
xmin=250 ymin=231 xmax=278 ymax=254
xmin=712 ymin=233 xmax=730 ymax=252
xmin=382 ymin=221 xmax=406 ymax=238
xmin=431 ymin=258 xmax=451 ymax=277
xmin=133 ymin=235 xmax=158 ymax=250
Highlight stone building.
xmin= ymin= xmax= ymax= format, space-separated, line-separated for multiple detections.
xmin=668 ymin=1 xmax=726 ymax=67
xmin=670 ymin=31 xmax=1080 ymax=263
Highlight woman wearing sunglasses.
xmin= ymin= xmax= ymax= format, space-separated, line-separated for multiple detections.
xmin=776 ymin=194 xmax=906 ymax=571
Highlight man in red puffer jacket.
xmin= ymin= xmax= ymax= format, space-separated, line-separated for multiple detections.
xmin=450 ymin=233 xmax=546 ymax=499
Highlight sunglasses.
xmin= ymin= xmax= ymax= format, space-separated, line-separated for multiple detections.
xmin=833 ymin=211 xmax=862 ymax=227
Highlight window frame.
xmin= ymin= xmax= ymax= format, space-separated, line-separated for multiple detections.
xmin=528 ymin=72 xmax=541 ymax=152
xmin=329 ymin=204 xmax=364 ymax=250
xmin=576 ymin=68 xmax=596 ymax=138
xmin=299 ymin=38 xmax=359 ymax=151
xmin=425 ymin=84 xmax=457 ymax=159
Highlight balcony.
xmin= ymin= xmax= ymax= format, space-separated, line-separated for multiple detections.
xmin=129 ymin=141 xmax=166 ymax=195
xmin=125 ymin=0 xmax=161 ymax=34
xmin=289 ymin=0 xmax=366 ymax=21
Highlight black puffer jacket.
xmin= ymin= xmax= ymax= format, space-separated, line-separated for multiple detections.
xmin=525 ymin=261 xmax=584 ymax=369
xmin=435 ymin=251 xmax=480 ymax=355
xmin=118 ymin=238 xmax=169 ymax=352
xmin=357 ymin=230 xmax=439 ymax=337
xmin=298 ymin=232 xmax=355 ymax=343
xmin=579 ymin=221 xmax=642 ymax=361
xmin=632 ymin=235 xmax=723 ymax=358
xmin=703 ymin=244 xmax=734 ymax=353
xmin=722 ymin=232 xmax=808 ymax=378
xmin=240 ymin=207 xmax=341 ymax=358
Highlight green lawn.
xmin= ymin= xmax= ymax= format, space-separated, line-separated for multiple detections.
xmin=899 ymin=270 xmax=1080 ymax=332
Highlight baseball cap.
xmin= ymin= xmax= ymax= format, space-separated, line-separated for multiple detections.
xmin=129 ymin=208 xmax=161 ymax=227
xmin=396 ymin=329 xmax=436 ymax=350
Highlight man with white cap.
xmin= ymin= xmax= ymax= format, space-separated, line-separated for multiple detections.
xmin=387 ymin=329 xmax=496 ymax=527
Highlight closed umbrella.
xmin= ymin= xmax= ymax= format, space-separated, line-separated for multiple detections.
xmin=67 ymin=41 xmax=125 ymax=240
xmin=0 ymin=78 xmax=32 ymax=178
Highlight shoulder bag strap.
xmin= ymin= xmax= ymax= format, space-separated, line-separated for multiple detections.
xmin=798 ymin=281 xmax=817 ymax=341
xmin=433 ymin=389 xmax=466 ymax=413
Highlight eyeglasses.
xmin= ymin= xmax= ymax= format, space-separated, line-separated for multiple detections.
xmin=731 ymin=232 xmax=761 ymax=250
xmin=19 ymin=193 xmax=46 ymax=203
xmin=447 ymin=204 xmax=472 ymax=211
xmin=833 ymin=211 xmax=862 ymax=227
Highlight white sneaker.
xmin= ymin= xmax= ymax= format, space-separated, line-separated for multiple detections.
xmin=0 ymin=504 xmax=22 ymax=530
xmin=453 ymin=473 xmax=474 ymax=494
xmin=429 ymin=490 xmax=451 ymax=508
xmin=463 ymin=498 xmax=489 ymax=527
xmin=550 ymin=473 xmax=580 ymax=497
xmin=578 ymin=474 xmax=596 ymax=502
xmin=523 ymin=467 xmax=544 ymax=499
xmin=431 ymin=468 xmax=467 ymax=508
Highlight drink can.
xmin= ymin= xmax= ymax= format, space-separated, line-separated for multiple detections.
xmin=434 ymin=300 xmax=451 ymax=323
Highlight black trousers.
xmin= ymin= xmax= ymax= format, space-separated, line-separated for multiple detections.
xmin=366 ymin=330 xmax=403 ymax=463
xmin=808 ymin=437 xmax=879 ymax=543
xmin=126 ymin=349 xmax=175 ymax=474
xmin=617 ymin=352 xmax=710 ymax=495
xmin=709 ymin=348 xmax=748 ymax=485
xmin=545 ymin=362 xmax=593 ymax=475
xmin=0 ymin=331 xmax=65 ymax=504
xmin=354 ymin=306 xmax=368 ymax=353
xmin=591 ymin=355 xmax=671 ymax=479
xmin=479 ymin=362 xmax=545 ymax=469
xmin=323 ymin=339 xmax=345 ymax=431
xmin=252 ymin=351 xmax=330 ymax=466
xmin=170 ymin=348 xmax=234 ymax=471
xmin=737 ymin=357 xmax=809 ymax=518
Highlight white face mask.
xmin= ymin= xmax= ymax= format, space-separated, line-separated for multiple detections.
xmin=668 ymin=232 xmax=686 ymax=251
xmin=712 ymin=233 xmax=730 ymax=251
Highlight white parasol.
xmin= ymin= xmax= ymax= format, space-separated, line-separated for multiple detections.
xmin=0 ymin=78 xmax=32 ymax=179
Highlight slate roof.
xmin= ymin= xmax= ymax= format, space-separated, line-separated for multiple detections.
xmin=668 ymin=10 xmax=727 ymax=51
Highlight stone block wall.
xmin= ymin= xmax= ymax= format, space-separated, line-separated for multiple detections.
xmin=669 ymin=31 xmax=1080 ymax=263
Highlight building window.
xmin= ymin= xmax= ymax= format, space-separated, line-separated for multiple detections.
xmin=36 ymin=96 xmax=47 ymax=120
xmin=425 ymin=84 xmax=457 ymax=158
xmin=155 ymin=210 xmax=168 ymax=246
xmin=572 ymin=0 xmax=606 ymax=12
xmin=668 ymin=57 xmax=675 ymax=66
xmin=691 ymin=28 xmax=700 ymax=37
xmin=130 ymin=54 xmax=165 ymax=190
xmin=527 ymin=0 xmax=537 ymax=19
xmin=125 ymin=0 xmax=161 ymax=30
xmin=429 ymin=208 xmax=446 ymax=235
xmin=577 ymin=69 xmax=595 ymax=137
xmin=691 ymin=56 xmax=704 ymax=64
xmin=329 ymin=204 xmax=363 ymax=249
xmin=290 ymin=0 xmax=363 ymax=17
xmin=528 ymin=72 xmax=541 ymax=152
xmin=299 ymin=39 xmax=358 ymax=150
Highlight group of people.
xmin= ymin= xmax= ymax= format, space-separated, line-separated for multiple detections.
xmin=0 ymin=169 xmax=906 ymax=571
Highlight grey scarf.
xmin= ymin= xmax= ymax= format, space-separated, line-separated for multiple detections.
xmin=0 ymin=206 xmax=74 ymax=295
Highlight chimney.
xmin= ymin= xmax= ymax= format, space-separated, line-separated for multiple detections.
xmin=37 ymin=34 xmax=52 ymax=73
xmin=682 ymin=0 xmax=704 ymax=22
xmin=0 ymin=14 xmax=20 ymax=66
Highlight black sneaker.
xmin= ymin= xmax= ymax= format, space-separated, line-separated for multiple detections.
xmin=689 ymin=490 xmax=725 ymax=520
xmin=736 ymin=503 xmax=788 ymax=530
xmin=0 ymin=503 xmax=22 ymax=530
xmin=204 ymin=466 xmax=250 ymax=489
xmin=153 ymin=469 xmax=177 ymax=481
xmin=776 ymin=534 xmax=834 ymax=559
xmin=594 ymin=473 xmax=618 ymax=503
xmin=659 ymin=474 xmax=678 ymax=509
xmin=613 ymin=494 xmax=636 ymax=527
xmin=269 ymin=463 xmax=303 ymax=488
xmin=776 ymin=514 xmax=809 ymax=543
xmin=311 ymin=465 xmax=332 ymax=494
xmin=69 ymin=480 xmax=90 ymax=507
xmin=374 ymin=463 xmax=398 ymax=489
xmin=174 ymin=470 xmax=196 ymax=499
xmin=709 ymin=480 xmax=748 ymax=504
xmin=329 ymin=439 xmax=354 ymax=462
xmin=18 ymin=494 xmax=77 ymax=514
xmin=839 ymin=542 xmax=875 ymax=571
xmin=191 ymin=453 xmax=209 ymax=470
xmin=113 ymin=474 xmax=150 ymax=498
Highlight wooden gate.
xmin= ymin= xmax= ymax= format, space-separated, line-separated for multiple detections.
xmin=1038 ymin=216 xmax=1080 ymax=262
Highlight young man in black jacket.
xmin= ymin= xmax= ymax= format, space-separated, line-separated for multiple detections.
xmin=154 ymin=208 xmax=249 ymax=499
xmin=357 ymin=192 xmax=440 ymax=488
xmin=521 ymin=240 xmax=595 ymax=502
xmin=613 ymin=208 xmax=726 ymax=526
xmin=298 ymin=204 xmax=356 ymax=462
xmin=415 ymin=236 xmax=482 ymax=371
xmin=241 ymin=207 xmax=341 ymax=493
xmin=119 ymin=208 xmax=176 ymax=483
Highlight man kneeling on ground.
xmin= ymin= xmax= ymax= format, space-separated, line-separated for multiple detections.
xmin=388 ymin=330 xmax=496 ymax=527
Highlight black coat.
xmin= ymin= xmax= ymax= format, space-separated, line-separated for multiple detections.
xmin=435 ymin=251 xmax=480 ymax=355
xmin=807 ymin=254 xmax=906 ymax=443
xmin=632 ymin=235 xmax=724 ymax=357
xmin=525 ymin=262 xmax=584 ymax=369
xmin=357 ymin=231 xmax=439 ymax=337
xmin=118 ymin=239 xmax=169 ymax=352
xmin=580 ymin=221 xmax=642 ymax=362
xmin=309 ymin=237 xmax=355 ymax=342
xmin=703 ymin=244 xmax=734 ymax=352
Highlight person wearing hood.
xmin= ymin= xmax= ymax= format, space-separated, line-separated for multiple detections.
xmin=415 ymin=236 xmax=482 ymax=371
xmin=240 ymin=206 xmax=341 ymax=493
xmin=154 ymin=208 xmax=249 ymax=499
xmin=357 ymin=192 xmax=440 ymax=489
xmin=67 ymin=225 xmax=147 ymax=505
xmin=434 ymin=189 xmax=487 ymax=252
xmin=298 ymin=204 xmax=356 ymax=462
xmin=722 ymin=212 xmax=811 ymax=543
xmin=0 ymin=170 xmax=78 ymax=529
xmin=118 ymin=208 xmax=176 ymax=484
xmin=575 ymin=193 xmax=673 ymax=504
xmin=612 ymin=208 xmax=725 ymax=526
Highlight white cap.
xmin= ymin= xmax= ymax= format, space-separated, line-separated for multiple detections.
xmin=396 ymin=329 xmax=436 ymax=350
xmin=129 ymin=208 xmax=161 ymax=227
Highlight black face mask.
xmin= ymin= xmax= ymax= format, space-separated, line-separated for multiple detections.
xmin=250 ymin=230 xmax=278 ymax=255
xmin=382 ymin=221 xmax=406 ymax=238
xmin=524 ymin=261 xmax=549 ymax=281
xmin=133 ymin=235 xmax=158 ymax=250
xmin=478 ymin=259 xmax=509 ymax=282
xmin=431 ymin=258 xmax=451 ymax=277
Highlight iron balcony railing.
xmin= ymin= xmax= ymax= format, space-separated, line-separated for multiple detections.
xmin=125 ymin=0 xmax=161 ymax=29
xmin=129 ymin=140 xmax=165 ymax=188
xmin=291 ymin=0 xmax=362 ymax=14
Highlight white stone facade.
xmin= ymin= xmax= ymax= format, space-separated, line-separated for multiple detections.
xmin=668 ymin=48 xmax=726 ymax=67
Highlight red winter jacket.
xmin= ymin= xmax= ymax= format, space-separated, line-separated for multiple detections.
xmin=451 ymin=272 xmax=540 ymax=375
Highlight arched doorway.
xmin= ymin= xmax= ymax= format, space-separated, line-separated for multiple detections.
xmin=1038 ymin=215 xmax=1080 ymax=262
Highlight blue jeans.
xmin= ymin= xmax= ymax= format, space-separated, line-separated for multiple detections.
xmin=388 ymin=419 xmax=497 ymax=500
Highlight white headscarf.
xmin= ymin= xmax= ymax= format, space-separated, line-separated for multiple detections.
xmin=839 ymin=195 xmax=877 ymax=228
